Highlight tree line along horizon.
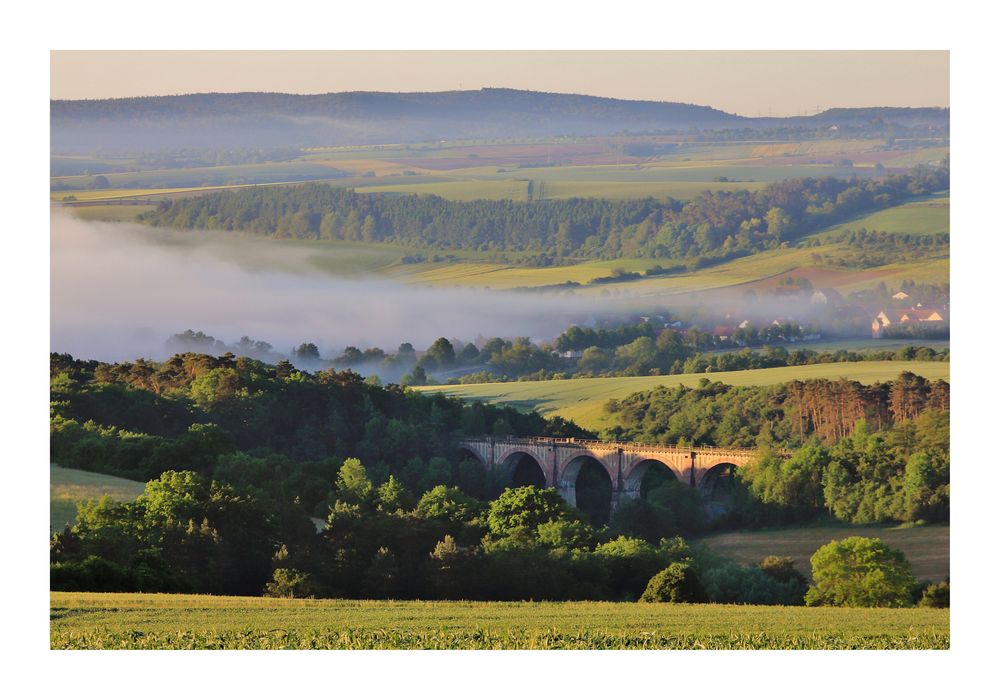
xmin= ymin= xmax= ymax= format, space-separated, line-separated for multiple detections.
xmin=50 ymin=350 xmax=948 ymax=606
xmin=136 ymin=161 xmax=948 ymax=266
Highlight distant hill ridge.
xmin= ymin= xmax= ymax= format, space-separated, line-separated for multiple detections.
xmin=52 ymin=87 xmax=738 ymax=120
xmin=50 ymin=88 xmax=949 ymax=151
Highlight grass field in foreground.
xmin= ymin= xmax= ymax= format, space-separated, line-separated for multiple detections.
xmin=50 ymin=592 xmax=948 ymax=649
xmin=50 ymin=465 xmax=145 ymax=533
xmin=696 ymin=524 xmax=949 ymax=583
xmin=415 ymin=360 xmax=950 ymax=431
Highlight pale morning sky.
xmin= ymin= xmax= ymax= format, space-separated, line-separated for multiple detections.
xmin=51 ymin=51 xmax=948 ymax=118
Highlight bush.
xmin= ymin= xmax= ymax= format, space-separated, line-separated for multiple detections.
xmin=918 ymin=581 xmax=950 ymax=608
xmin=264 ymin=568 xmax=319 ymax=598
xmin=610 ymin=498 xmax=676 ymax=543
xmin=702 ymin=562 xmax=806 ymax=605
xmin=50 ymin=556 xmax=136 ymax=592
xmin=486 ymin=486 xmax=576 ymax=538
xmin=639 ymin=562 xmax=707 ymax=603
xmin=594 ymin=536 xmax=666 ymax=600
xmin=805 ymin=537 xmax=917 ymax=607
xmin=759 ymin=555 xmax=809 ymax=587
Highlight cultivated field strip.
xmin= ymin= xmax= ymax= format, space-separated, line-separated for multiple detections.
xmin=50 ymin=593 xmax=949 ymax=650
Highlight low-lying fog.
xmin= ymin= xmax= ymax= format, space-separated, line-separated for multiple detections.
xmin=51 ymin=214 xmax=612 ymax=362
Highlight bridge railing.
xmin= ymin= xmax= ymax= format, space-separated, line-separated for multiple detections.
xmin=459 ymin=435 xmax=763 ymax=456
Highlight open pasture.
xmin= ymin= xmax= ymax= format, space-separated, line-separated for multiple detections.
xmin=415 ymin=361 xmax=950 ymax=431
xmin=50 ymin=592 xmax=948 ymax=649
xmin=397 ymin=243 xmax=946 ymax=297
xmin=50 ymin=465 xmax=145 ymax=533
xmin=696 ymin=524 xmax=949 ymax=582
xmin=806 ymin=191 xmax=950 ymax=239
xmin=356 ymin=178 xmax=532 ymax=201
xmin=51 ymin=161 xmax=350 ymax=191
xmin=49 ymin=138 xmax=890 ymax=202
xmin=57 ymin=203 xmax=155 ymax=222
xmin=51 ymin=154 xmax=138 ymax=177
xmin=354 ymin=177 xmax=771 ymax=202
xmin=476 ymin=161 xmax=873 ymax=184
xmin=535 ymin=179 xmax=769 ymax=200
xmin=51 ymin=187 xmax=205 ymax=202
xmin=705 ymin=337 xmax=950 ymax=355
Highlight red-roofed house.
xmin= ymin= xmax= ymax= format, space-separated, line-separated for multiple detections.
xmin=872 ymin=307 xmax=948 ymax=337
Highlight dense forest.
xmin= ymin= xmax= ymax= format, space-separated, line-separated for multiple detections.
xmin=138 ymin=164 xmax=948 ymax=261
xmin=50 ymin=353 xmax=948 ymax=601
xmin=601 ymin=372 xmax=950 ymax=528
xmin=604 ymin=372 xmax=948 ymax=447
xmin=50 ymin=351 xmax=591 ymax=513
xmin=50 ymin=469 xmax=811 ymax=604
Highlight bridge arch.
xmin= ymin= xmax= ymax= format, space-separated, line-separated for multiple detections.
xmin=558 ymin=454 xmax=614 ymax=527
xmin=455 ymin=445 xmax=486 ymax=469
xmin=622 ymin=458 xmax=681 ymax=500
xmin=698 ymin=461 xmax=738 ymax=515
xmin=498 ymin=450 xmax=547 ymax=490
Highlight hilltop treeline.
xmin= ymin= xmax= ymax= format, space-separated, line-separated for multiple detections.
xmin=604 ymin=372 xmax=948 ymax=447
xmin=138 ymin=164 xmax=948 ymax=261
xmin=50 ymin=352 xmax=591 ymax=514
xmin=604 ymin=373 xmax=949 ymax=527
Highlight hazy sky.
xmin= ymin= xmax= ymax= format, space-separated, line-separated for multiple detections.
xmin=51 ymin=50 xmax=948 ymax=117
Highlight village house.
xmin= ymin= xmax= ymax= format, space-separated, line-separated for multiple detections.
xmin=713 ymin=326 xmax=736 ymax=341
xmin=871 ymin=306 xmax=948 ymax=338
xmin=809 ymin=288 xmax=845 ymax=306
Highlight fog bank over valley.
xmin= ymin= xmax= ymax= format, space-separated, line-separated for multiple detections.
xmin=51 ymin=214 xmax=608 ymax=362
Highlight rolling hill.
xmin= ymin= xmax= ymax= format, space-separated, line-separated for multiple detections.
xmin=51 ymin=88 xmax=948 ymax=152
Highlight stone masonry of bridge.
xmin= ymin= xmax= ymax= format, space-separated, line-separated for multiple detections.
xmin=457 ymin=436 xmax=766 ymax=511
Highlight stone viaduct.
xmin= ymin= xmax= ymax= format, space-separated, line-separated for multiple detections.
xmin=457 ymin=436 xmax=768 ymax=522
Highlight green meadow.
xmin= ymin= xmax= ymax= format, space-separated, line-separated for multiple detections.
xmin=695 ymin=524 xmax=949 ymax=583
xmin=50 ymin=465 xmax=146 ymax=533
xmin=807 ymin=192 xmax=950 ymax=240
